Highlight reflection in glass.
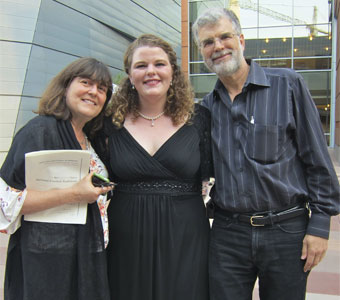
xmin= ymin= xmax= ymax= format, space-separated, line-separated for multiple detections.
xmin=190 ymin=74 xmax=218 ymax=100
xmin=293 ymin=25 xmax=331 ymax=57
xmin=244 ymin=26 xmax=293 ymax=59
xmin=188 ymin=0 xmax=333 ymax=143
xmin=190 ymin=39 xmax=202 ymax=62
xmin=299 ymin=71 xmax=331 ymax=137
xmin=190 ymin=62 xmax=213 ymax=74
xmin=258 ymin=0 xmax=293 ymax=27
xmin=294 ymin=57 xmax=331 ymax=70
xmin=294 ymin=0 xmax=330 ymax=24
xmin=255 ymin=59 xmax=291 ymax=68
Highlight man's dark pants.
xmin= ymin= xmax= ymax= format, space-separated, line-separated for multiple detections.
xmin=209 ymin=211 xmax=309 ymax=300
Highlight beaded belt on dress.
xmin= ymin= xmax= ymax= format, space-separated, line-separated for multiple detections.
xmin=115 ymin=180 xmax=201 ymax=194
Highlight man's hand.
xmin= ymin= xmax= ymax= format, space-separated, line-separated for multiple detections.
xmin=301 ymin=234 xmax=328 ymax=272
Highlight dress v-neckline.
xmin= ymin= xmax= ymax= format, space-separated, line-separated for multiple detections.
xmin=122 ymin=125 xmax=186 ymax=158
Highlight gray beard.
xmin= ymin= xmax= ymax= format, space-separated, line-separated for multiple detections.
xmin=212 ymin=56 xmax=241 ymax=77
xmin=204 ymin=47 xmax=243 ymax=77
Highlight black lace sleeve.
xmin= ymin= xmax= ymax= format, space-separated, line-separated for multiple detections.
xmin=193 ymin=104 xmax=214 ymax=181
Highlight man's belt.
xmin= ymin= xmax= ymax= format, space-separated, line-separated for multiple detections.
xmin=216 ymin=205 xmax=308 ymax=227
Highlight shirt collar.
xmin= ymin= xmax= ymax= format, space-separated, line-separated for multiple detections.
xmin=213 ymin=59 xmax=270 ymax=98
xmin=245 ymin=59 xmax=270 ymax=88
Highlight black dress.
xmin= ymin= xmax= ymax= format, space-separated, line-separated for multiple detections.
xmin=1 ymin=116 xmax=110 ymax=300
xmin=94 ymin=105 xmax=213 ymax=300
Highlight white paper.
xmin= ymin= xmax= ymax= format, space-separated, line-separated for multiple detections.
xmin=24 ymin=150 xmax=91 ymax=224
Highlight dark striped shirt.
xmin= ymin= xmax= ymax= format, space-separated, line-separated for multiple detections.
xmin=202 ymin=60 xmax=340 ymax=239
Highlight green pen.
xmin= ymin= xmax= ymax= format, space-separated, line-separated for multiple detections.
xmin=92 ymin=172 xmax=116 ymax=187
xmin=93 ymin=172 xmax=110 ymax=182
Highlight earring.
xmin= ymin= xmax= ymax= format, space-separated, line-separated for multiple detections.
xmin=170 ymin=81 xmax=173 ymax=86
xmin=132 ymin=84 xmax=135 ymax=90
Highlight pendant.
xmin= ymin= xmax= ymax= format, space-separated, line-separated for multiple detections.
xmin=137 ymin=111 xmax=164 ymax=127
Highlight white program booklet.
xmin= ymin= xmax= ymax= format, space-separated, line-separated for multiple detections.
xmin=24 ymin=150 xmax=91 ymax=224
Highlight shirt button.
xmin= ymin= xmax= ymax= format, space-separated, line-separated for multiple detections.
xmin=239 ymin=168 xmax=243 ymax=172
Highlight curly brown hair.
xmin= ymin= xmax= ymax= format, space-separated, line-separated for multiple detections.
xmin=107 ymin=34 xmax=194 ymax=127
xmin=37 ymin=57 xmax=113 ymax=137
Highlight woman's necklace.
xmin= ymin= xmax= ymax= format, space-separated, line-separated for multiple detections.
xmin=70 ymin=120 xmax=89 ymax=150
xmin=137 ymin=111 xmax=165 ymax=127
xmin=79 ymin=135 xmax=89 ymax=150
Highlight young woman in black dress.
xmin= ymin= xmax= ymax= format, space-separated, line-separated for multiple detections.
xmin=93 ymin=34 xmax=213 ymax=300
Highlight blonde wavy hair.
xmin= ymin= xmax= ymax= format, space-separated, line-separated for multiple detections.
xmin=107 ymin=34 xmax=194 ymax=127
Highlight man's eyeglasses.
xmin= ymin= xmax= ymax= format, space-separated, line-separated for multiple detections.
xmin=200 ymin=33 xmax=238 ymax=49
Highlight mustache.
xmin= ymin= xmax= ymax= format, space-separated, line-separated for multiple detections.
xmin=211 ymin=50 xmax=232 ymax=60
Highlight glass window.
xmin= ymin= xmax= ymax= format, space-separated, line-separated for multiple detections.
xmin=189 ymin=0 xmax=225 ymax=24
xmin=293 ymin=25 xmax=331 ymax=57
xmin=239 ymin=8 xmax=259 ymax=29
xmin=255 ymin=58 xmax=292 ymax=68
xmin=243 ymin=28 xmax=259 ymax=58
xmin=188 ymin=0 xmax=332 ymax=143
xmin=294 ymin=57 xmax=331 ymax=70
xmin=190 ymin=37 xmax=202 ymax=62
xmin=293 ymin=23 xmax=330 ymax=39
xmin=189 ymin=1 xmax=220 ymax=62
xmin=258 ymin=0 xmax=293 ymax=27
xmin=190 ymin=74 xmax=217 ymax=100
xmin=299 ymin=71 xmax=331 ymax=141
xmin=294 ymin=0 xmax=330 ymax=24
xmin=256 ymin=27 xmax=293 ymax=58
xmin=190 ymin=61 xmax=213 ymax=75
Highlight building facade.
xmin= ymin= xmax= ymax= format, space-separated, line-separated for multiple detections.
xmin=184 ymin=0 xmax=340 ymax=161
xmin=0 ymin=0 xmax=181 ymax=165
xmin=336 ymin=0 xmax=340 ymax=161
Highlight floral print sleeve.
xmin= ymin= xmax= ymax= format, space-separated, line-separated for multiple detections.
xmin=88 ymin=143 xmax=110 ymax=248
xmin=0 ymin=177 xmax=27 ymax=234
xmin=1 ymin=145 xmax=110 ymax=247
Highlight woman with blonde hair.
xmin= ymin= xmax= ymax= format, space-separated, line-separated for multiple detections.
xmin=92 ymin=34 xmax=213 ymax=300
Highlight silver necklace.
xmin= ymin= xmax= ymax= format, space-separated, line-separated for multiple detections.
xmin=79 ymin=135 xmax=89 ymax=150
xmin=70 ymin=120 xmax=89 ymax=150
xmin=138 ymin=111 xmax=164 ymax=127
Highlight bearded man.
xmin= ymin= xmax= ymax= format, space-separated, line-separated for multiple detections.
xmin=193 ymin=7 xmax=340 ymax=300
